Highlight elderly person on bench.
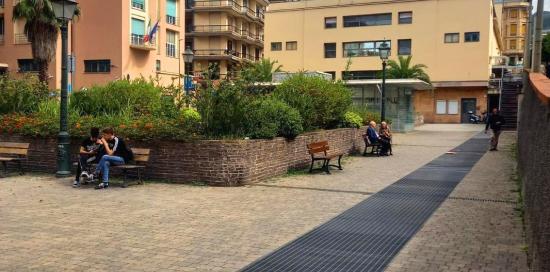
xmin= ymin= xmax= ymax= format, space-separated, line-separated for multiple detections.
xmin=367 ymin=121 xmax=390 ymax=156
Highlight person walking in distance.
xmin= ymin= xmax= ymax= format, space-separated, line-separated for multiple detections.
xmin=485 ymin=108 xmax=506 ymax=151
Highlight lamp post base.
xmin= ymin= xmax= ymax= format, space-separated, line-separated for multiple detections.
xmin=56 ymin=131 xmax=72 ymax=178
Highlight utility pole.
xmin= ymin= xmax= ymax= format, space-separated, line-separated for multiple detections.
xmin=532 ymin=0 xmax=545 ymax=72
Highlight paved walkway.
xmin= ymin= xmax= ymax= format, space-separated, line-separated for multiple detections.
xmin=0 ymin=125 xmax=527 ymax=271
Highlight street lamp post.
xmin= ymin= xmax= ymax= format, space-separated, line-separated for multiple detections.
xmin=183 ymin=46 xmax=194 ymax=96
xmin=51 ymin=0 xmax=78 ymax=177
xmin=378 ymin=41 xmax=391 ymax=122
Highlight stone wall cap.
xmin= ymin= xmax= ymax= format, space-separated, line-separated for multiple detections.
xmin=529 ymin=73 xmax=550 ymax=105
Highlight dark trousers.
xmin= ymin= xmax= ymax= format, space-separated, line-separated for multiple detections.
xmin=75 ymin=155 xmax=91 ymax=181
xmin=491 ymin=129 xmax=501 ymax=150
xmin=378 ymin=138 xmax=391 ymax=155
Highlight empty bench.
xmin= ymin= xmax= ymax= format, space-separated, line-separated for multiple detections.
xmin=0 ymin=142 xmax=29 ymax=177
xmin=113 ymin=148 xmax=150 ymax=188
xmin=306 ymin=141 xmax=343 ymax=174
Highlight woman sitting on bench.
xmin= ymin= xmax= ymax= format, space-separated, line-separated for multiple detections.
xmin=379 ymin=121 xmax=393 ymax=156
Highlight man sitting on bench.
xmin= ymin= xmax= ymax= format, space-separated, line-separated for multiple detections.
xmin=93 ymin=127 xmax=133 ymax=190
xmin=73 ymin=127 xmax=101 ymax=188
xmin=367 ymin=121 xmax=390 ymax=156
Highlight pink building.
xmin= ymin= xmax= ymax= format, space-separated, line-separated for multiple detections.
xmin=0 ymin=0 xmax=186 ymax=90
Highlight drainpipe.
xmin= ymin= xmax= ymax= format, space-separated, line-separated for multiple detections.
xmin=532 ymin=0 xmax=544 ymax=72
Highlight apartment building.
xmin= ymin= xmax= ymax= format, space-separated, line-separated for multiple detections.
xmin=185 ymin=0 xmax=268 ymax=78
xmin=495 ymin=0 xmax=529 ymax=65
xmin=264 ymin=0 xmax=503 ymax=123
xmin=0 ymin=0 xmax=186 ymax=89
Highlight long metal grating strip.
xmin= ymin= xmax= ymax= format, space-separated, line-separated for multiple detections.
xmin=241 ymin=134 xmax=489 ymax=272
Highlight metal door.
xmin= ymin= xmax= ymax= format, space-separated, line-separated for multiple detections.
xmin=461 ymin=98 xmax=477 ymax=123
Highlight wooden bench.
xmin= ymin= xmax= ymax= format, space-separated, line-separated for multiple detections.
xmin=113 ymin=148 xmax=150 ymax=188
xmin=74 ymin=148 xmax=150 ymax=187
xmin=362 ymin=134 xmax=381 ymax=156
xmin=306 ymin=141 xmax=343 ymax=174
xmin=0 ymin=142 xmax=29 ymax=177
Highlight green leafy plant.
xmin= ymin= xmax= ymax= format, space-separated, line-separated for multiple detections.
xmin=274 ymin=73 xmax=352 ymax=130
xmin=385 ymin=55 xmax=431 ymax=83
xmin=0 ymin=74 xmax=50 ymax=114
xmin=343 ymin=111 xmax=363 ymax=128
xmin=240 ymin=58 xmax=283 ymax=83
xmin=245 ymin=97 xmax=303 ymax=139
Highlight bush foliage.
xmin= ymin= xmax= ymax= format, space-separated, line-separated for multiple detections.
xmin=245 ymin=97 xmax=303 ymax=139
xmin=0 ymin=74 xmax=49 ymax=115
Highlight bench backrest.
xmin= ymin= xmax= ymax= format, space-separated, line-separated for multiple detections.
xmin=0 ymin=142 xmax=30 ymax=157
xmin=362 ymin=134 xmax=373 ymax=145
xmin=132 ymin=148 xmax=150 ymax=163
xmin=307 ymin=141 xmax=329 ymax=155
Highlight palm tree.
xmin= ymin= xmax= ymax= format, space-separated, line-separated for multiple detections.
xmin=13 ymin=0 xmax=79 ymax=83
xmin=385 ymin=55 xmax=430 ymax=83
xmin=240 ymin=58 xmax=283 ymax=82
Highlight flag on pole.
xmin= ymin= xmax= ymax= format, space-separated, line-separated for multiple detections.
xmin=144 ymin=20 xmax=159 ymax=43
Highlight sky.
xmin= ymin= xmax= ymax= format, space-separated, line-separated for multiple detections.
xmin=532 ymin=0 xmax=550 ymax=11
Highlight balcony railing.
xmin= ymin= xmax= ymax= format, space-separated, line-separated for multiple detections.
xmin=0 ymin=35 xmax=4 ymax=44
xmin=192 ymin=25 xmax=240 ymax=34
xmin=0 ymin=0 xmax=5 ymax=8
xmin=166 ymin=15 xmax=180 ymax=26
xmin=241 ymin=6 xmax=255 ymax=18
xmin=131 ymin=0 xmax=144 ymax=10
xmin=14 ymin=33 xmax=29 ymax=44
xmin=193 ymin=0 xmax=240 ymax=11
xmin=194 ymin=49 xmax=240 ymax=58
xmin=130 ymin=34 xmax=156 ymax=50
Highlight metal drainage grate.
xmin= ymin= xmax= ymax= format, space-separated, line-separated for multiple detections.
xmin=241 ymin=135 xmax=489 ymax=272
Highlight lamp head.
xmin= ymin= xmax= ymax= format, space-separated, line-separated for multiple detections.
xmin=51 ymin=0 xmax=79 ymax=21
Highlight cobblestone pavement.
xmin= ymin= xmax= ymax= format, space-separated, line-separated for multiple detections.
xmin=385 ymin=131 xmax=528 ymax=272
xmin=0 ymin=125 xmax=526 ymax=271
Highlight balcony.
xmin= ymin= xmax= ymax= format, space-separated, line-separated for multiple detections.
xmin=166 ymin=15 xmax=180 ymax=26
xmin=14 ymin=33 xmax=29 ymax=44
xmin=241 ymin=6 xmax=255 ymax=19
xmin=187 ymin=25 xmax=242 ymax=39
xmin=192 ymin=0 xmax=241 ymax=14
xmin=0 ymin=0 xmax=4 ymax=13
xmin=193 ymin=49 xmax=241 ymax=61
xmin=130 ymin=34 xmax=156 ymax=51
xmin=0 ymin=35 xmax=4 ymax=45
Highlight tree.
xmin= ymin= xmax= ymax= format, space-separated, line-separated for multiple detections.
xmin=13 ymin=0 xmax=79 ymax=83
xmin=542 ymin=34 xmax=550 ymax=65
xmin=385 ymin=55 xmax=431 ymax=83
xmin=240 ymin=58 xmax=282 ymax=83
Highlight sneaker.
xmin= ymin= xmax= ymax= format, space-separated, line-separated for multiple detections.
xmin=95 ymin=183 xmax=109 ymax=190
xmin=80 ymin=171 xmax=89 ymax=179
xmin=88 ymin=173 xmax=98 ymax=183
xmin=72 ymin=180 xmax=80 ymax=188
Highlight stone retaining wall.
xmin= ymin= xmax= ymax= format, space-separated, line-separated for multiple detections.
xmin=0 ymin=127 xmax=366 ymax=186
xmin=518 ymin=73 xmax=550 ymax=271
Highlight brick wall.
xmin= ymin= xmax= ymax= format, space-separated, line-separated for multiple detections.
xmin=414 ymin=87 xmax=487 ymax=123
xmin=518 ymin=73 xmax=550 ymax=271
xmin=0 ymin=127 xmax=366 ymax=186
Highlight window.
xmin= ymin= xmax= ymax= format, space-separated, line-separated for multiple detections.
xmin=521 ymin=24 xmax=527 ymax=35
xmin=156 ymin=60 xmax=161 ymax=72
xmin=0 ymin=17 xmax=4 ymax=36
xmin=324 ymin=43 xmax=336 ymax=58
xmin=131 ymin=18 xmax=146 ymax=45
xmin=325 ymin=17 xmax=337 ymax=28
xmin=324 ymin=71 xmax=336 ymax=80
xmin=444 ymin=33 xmax=459 ymax=43
xmin=398 ymin=39 xmax=411 ymax=55
xmin=398 ymin=12 xmax=412 ymax=24
xmin=509 ymin=39 xmax=517 ymax=50
xmin=132 ymin=0 xmax=145 ymax=10
xmin=448 ymin=101 xmax=458 ymax=115
xmin=510 ymin=24 xmax=517 ymax=36
xmin=521 ymin=39 xmax=525 ymax=50
xmin=342 ymin=70 xmax=380 ymax=80
xmin=464 ymin=32 xmax=480 ymax=42
xmin=166 ymin=0 xmax=178 ymax=25
xmin=510 ymin=9 xmax=518 ymax=18
xmin=521 ymin=9 xmax=528 ymax=18
xmin=436 ymin=100 xmax=447 ymax=115
xmin=286 ymin=41 xmax=297 ymax=51
xmin=17 ymin=59 xmax=39 ymax=72
xmin=84 ymin=60 xmax=111 ymax=73
xmin=166 ymin=30 xmax=177 ymax=57
xmin=271 ymin=42 xmax=282 ymax=51
xmin=343 ymin=40 xmax=391 ymax=57
xmin=343 ymin=13 xmax=392 ymax=27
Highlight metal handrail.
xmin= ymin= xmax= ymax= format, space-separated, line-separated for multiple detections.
xmin=192 ymin=25 xmax=241 ymax=33
xmin=130 ymin=34 xmax=155 ymax=46
xmin=166 ymin=15 xmax=180 ymax=26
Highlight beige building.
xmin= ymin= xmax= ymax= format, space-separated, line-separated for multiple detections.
xmin=264 ymin=0 xmax=503 ymax=123
xmin=185 ymin=0 xmax=268 ymax=79
xmin=0 ymin=0 xmax=186 ymax=90
xmin=495 ymin=0 xmax=529 ymax=65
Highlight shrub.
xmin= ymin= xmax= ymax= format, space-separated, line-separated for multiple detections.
xmin=350 ymin=105 xmax=382 ymax=125
xmin=245 ymin=97 xmax=303 ymax=139
xmin=193 ymin=81 xmax=252 ymax=137
xmin=0 ymin=74 xmax=49 ymax=114
xmin=70 ymin=79 xmax=166 ymax=116
xmin=274 ymin=74 xmax=352 ymax=130
xmin=181 ymin=108 xmax=202 ymax=132
xmin=343 ymin=111 xmax=363 ymax=128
